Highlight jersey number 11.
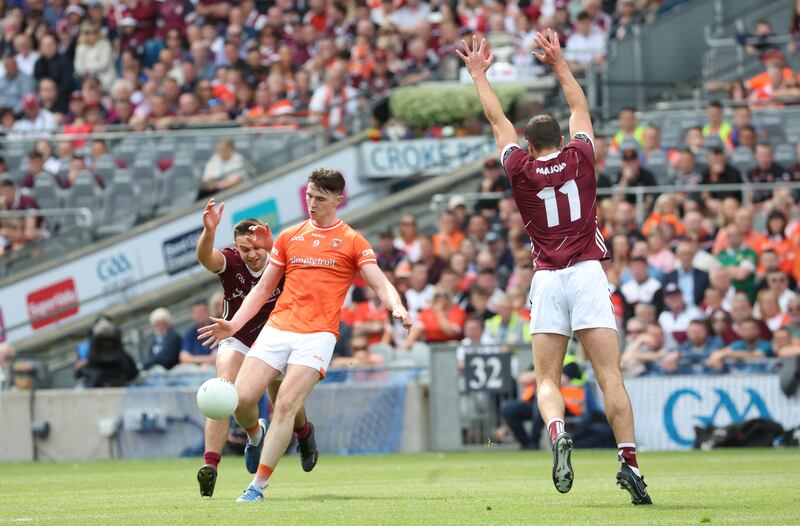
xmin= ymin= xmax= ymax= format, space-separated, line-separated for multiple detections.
xmin=536 ymin=179 xmax=582 ymax=228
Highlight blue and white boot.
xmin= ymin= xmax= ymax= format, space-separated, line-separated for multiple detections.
xmin=244 ymin=418 xmax=266 ymax=474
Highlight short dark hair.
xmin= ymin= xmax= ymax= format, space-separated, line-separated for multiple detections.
xmin=308 ymin=167 xmax=345 ymax=195
xmin=233 ymin=218 xmax=263 ymax=238
xmin=524 ymin=114 xmax=562 ymax=151
xmin=741 ymin=317 xmax=760 ymax=327
xmin=620 ymin=106 xmax=636 ymax=114
xmin=192 ymin=300 xmax=208 ymax=308
xmin=630 ymin=256 xmax=647 ymax=265
xmin=28 ymin=150 xmax=43 ymax=160
xmin=0 ymin=178 xmax=15 ymax=188
xmin=708 ymin=100 xmax=723 ymax=109
xmin=576 ymin=11 xmax=591 ymax=22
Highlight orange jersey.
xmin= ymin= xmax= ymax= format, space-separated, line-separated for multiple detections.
xmin=268 ymin=219 xmax=376 ymax=337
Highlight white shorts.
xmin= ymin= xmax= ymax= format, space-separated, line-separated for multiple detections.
xmin=529 ymin=260 xmax=617 ymax=336
xmin=248 ymin=325 xmax=336 ymax=378
xmin=217 ymin=337 xmax=250 ymax=356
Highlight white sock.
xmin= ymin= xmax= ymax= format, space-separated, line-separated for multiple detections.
xmin=246 ymin=423 xmax=263 ymax=445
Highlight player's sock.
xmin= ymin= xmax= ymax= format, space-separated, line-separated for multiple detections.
xmin=618 ymin=443 xmax=641 ymax=477
xmin=547 ymin=419 xmax=565 ymax=444
xmin=252 ymin=464 xmax=274 ymax=491
xmin=203 ymin=451 xmax=221 ymax=470
xmin=245 ymin=422 xmax=263 ymax=446
xmin=294 ymin=419 xmax=311 ymax=439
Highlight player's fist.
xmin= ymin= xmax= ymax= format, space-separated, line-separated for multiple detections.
xmin=248 ymin=223 xmax=274 ymax=252
xmin=393 ymin=307 xmax=412 ymax=332
xmin=197 ymin=317 xmax=236 ymax=349
xmin=202 ymin=198 xmax=224 ymax=230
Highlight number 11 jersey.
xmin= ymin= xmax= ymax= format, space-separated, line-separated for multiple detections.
xmin=501 ymin=133 xmax=608 ymax=271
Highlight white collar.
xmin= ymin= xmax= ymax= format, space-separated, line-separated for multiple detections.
xmin=536 ymin=151 xmax=561 ymax=161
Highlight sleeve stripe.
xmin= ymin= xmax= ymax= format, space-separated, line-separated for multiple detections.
xmin=500 ymin=143 xmax=520 ymax=168
xmin=358 ymin=258 xmax=378 ymax=268
xmin=268 ymin=256 xmax=286 ymax=267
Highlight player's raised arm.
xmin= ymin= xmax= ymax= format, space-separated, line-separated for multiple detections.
xmin=361 ymin=263 xmax=412 ymax=331
xmin=196 ymin=198 xmax=226 ymax=273
xmin=533 ymin=29 xmax=594 ymax=144
xmin=198 ymin=263 xmax=284 ymax=347
xmin=457 ymin=35 xmax=518 ymax=156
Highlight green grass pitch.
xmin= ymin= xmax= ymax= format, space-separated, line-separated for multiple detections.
xmin=1 ymin=449 xmax=798 ymax=525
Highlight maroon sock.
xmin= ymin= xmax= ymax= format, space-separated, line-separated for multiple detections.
xmin=618 ymin=443 xmax=638 ymax=468
xmin=294 ymin=420 xmax=311 ymax=439
xmin=203 ymin=451 xmax=221 ymax=469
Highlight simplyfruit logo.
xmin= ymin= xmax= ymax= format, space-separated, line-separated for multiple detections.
xmin=27 ymin=278 xmax=79 ymax=330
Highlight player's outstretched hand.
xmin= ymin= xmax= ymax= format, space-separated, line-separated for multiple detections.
xmin=455 ymin=34 xmax=494 ymax=79
xmin=202 ymin=198 xmax=224 ymax=231
xmin=532 ymin=28 xmax=564 ymax=68
xmin=248 ymin=224 xmax=274 ymax=252
xmin=393 ymin=307 xmax=412 ymax=333
xmin=197 ymin=317 xmax=235 ymax=349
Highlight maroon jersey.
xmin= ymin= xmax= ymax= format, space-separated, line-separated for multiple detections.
xmin=501 ymin=133 xmax=608 ymax=270
xmin=217 ymin=247 xmax=284 ymax=347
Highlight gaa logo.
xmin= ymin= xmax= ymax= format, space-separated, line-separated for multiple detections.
xmin=96 ymin=254 xmax=133 ymax=282
xmin=331 ymin=238 xmax=342 ymax=249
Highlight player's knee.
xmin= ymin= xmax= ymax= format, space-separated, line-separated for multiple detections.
xmin=236 ymin=387 xmax=262 ymax=409
xmin=272 ymin=396 xmax=300 ymax=421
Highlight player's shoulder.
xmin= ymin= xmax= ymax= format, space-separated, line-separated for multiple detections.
xmin=217 ymin=246 xmax=242 ymax=275
xmin=281 ymin=220 xmax=312 ymax=239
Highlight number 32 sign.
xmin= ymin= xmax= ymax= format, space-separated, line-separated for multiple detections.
xmin=464 ymin=353 xmax=513 ymax=393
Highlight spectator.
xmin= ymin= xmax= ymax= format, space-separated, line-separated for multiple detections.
xmin=200 ymin=138 xmax=250 ymax=197
xmin=739 ymin=19 xmax=780 ymax=57
xmin=773 ymin=327 xmax=800 ymax=358
xmin=13 ymin=34 xmax=40 ymax=77
xmin=390 ymin=0 xmax=431 ymax=33
xmin=480 ymin=294 xmax=530 ymax=350
xmin=178 ymin=301 xmax=216 ymax=368
xmin=11 ymin=94 xmax=57 ymax=137
xmin=466 ymin=214 xmax=490 ymax=253
xmin=584 ymin=0 xmax=613 ymax=34
xmin=0 ymin=178 xmax=44 ymax=242
xmin=703 ymin=100 xmax=733 ymax=146
xmin=706 ymin=318 xmax=772 ymax=372
xmin=749 ymin=61 xmax=800 ymax=106
xmin=620 ymin=256 xmax=663 ymax=318
xmin=309 ymin=61 xmax=360 ymax=141
xmin=645 ymin=226 xmax=675 ymax=274
xmin=456 ymin=316 xmax=486 ymax=371
xmin=756 ymin=289 xmax=789 ymax=332
xmin=661 ymin=319 xmax=723 ymax=374
xmin=700 ymin=146 xmax=744 ymax=207
xmin=612 ymin=148 xmax=657 ymax=206
xmin=418 ymin=235 xmax=446 ymax=285
xmin=0 ymin=55 xmax=35 ymax=113
xmin=465 ymin=287 xmax=495 ymax=322
xmin=716 ymin=225 xmax=759 ymax=301
xmin=432 ymin=210 xmax=465 ymax=259
xmin=658 ymin=283 xmax=705 ymax=348
xmin=713 ymin=208 xmax=769 ymax=257
xmin=610 ymin=0 xmax=643 ymax=41
xmin=142 ymin=307 xmax=182 ymax=370
xmin=748 ymin=143 xmax=790 ymax=203
xmin=722 ymin=293 xmax=772 ymax=344
xmin=663 ymin=240 xmax=710 ymax=308
xmin=21 ymin=150 xmax=54 ymax=189
xmin=376 ymin=230 xmax=407 ymax=271
xmin=399 ymin=37 xmax=439 ymax=86
xmin=404 ymin=288 xmax=466 ymax=348
xmin=729 ymin=106 xmax=759 ymax=148
xmin=764 ymin=212 xmax=796 ymax=276
xmin=33 ymin=33 xmax=74 ymax=112
xmin=76 ymin=316 xmax=138 ymax=388
xmin=640 ymin=125 xmax=665 ymax=161
xmin=765 ymin=269 xmax=796 ymax=312
xmin=75 ymin=24 xmax=117 ymax=92
xmin=621 ymin=322 xmax=667 ymax=377
xmin=671 ymin=148 xmax=703 ymax=187
xmin=405 ymin=262 xmax=435 ymax=320
xmin=564 ymin=11 xmax=607 ymax=73
xmin=394 ymin=214 xmax=422 ymax=263
xmin=610 ymin=107 xmax=644 ymax=151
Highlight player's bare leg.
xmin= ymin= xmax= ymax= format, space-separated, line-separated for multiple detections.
xmin=575 ymin=327 xmax=652 ymax=505
xmin=532 ymin=333 xmax=573 ymax=494
xmin=267 ymin=379 xmax=318 ymax=472
xmin=238 ymin=364 xmax=319 ymax=502
xmin=198 ymin=350 xmax=246 ymax=497
xmin=234 ymin=357 xmax=281 ymax=474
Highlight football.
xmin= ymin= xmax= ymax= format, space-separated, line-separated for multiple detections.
xmin=196 ymin=378 xmax=238 ymax=420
